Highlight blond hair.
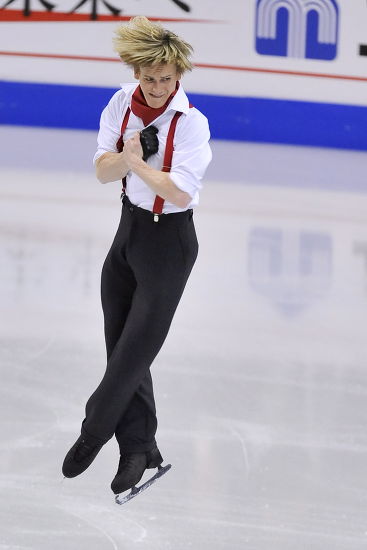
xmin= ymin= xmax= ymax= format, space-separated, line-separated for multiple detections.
xmin=113 ymin=16 xmax=193 ymax=75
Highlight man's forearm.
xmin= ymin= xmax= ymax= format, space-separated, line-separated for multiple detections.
xmin=95 ymin=152 xmax=130 ymax=184
xmin=129 ymin=156 xmax=191 ymax=209
xmin=96 ymin=135 xmax=191 ymax=208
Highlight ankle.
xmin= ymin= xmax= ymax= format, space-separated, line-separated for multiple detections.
xmin=146 ymin=447 xmax=163 ymax=469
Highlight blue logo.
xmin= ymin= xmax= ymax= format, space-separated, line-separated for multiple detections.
xmin=255 ymin=0 xmax=339 ymax=60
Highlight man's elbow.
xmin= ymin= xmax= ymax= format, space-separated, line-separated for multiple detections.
xmin=169 ymin=176 xmax=193 ymax=209
xmin=175 ymin=191 xmax=192 ymax=209
xmin=96 ymin=171 xmax=109 ymax=184
xmin=95 ymin=158 xmax=109 ymax=184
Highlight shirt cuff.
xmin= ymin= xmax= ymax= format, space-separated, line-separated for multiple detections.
xmin=93 ymin=150 xmax=108 ymax=165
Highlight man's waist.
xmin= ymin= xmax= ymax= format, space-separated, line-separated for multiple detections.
xmin=122 ymin=194 xmax=193 ymax=223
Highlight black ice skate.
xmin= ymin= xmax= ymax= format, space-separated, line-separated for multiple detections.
xmin=62 ymin=433 xmax=105 ymax=478
xmin=112 ymin=447 xmax=171 ymax=505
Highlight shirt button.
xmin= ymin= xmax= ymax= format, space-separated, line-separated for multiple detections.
xmin=129 ymin=207 xmax=134 ymax=212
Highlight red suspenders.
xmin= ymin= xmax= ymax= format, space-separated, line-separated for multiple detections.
xmin=152 ymin=111 xmax=182 ymax=221
xmin=116 ymin=107 xmax=131 ymax=154
xmin=116 ymin=108 xmax=182 ymax=222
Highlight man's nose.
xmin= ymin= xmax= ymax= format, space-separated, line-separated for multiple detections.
xmin=152 ymin=82 xmax=162 ymax=93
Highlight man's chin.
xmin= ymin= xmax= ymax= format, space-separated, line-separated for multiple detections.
xmin=147 ymin=96 xmax=166 ymax=108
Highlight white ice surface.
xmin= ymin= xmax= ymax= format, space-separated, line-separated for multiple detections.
xmin=1 ymin=126 xmax=367 ymax=549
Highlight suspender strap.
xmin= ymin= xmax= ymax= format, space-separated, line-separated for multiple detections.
xmin=117 ymin=107 xmax=131 ymax=153
xmin=117 ymin=107 xmax=131 ymax=194
xmin=152 ymin=111 xmax=182 ymax=217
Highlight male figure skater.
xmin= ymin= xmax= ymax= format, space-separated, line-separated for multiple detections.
xmin=62 ymin=16 xmax=212 ymax=495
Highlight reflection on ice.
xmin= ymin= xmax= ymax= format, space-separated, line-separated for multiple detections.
xmin=248 ymin=228 xmax=332 ymax=315
xmin=1 ymin=231 xmax=97 ymax=306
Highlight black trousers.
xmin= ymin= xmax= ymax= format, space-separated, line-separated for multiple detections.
xmin=82 ymin=196 xmax=198 ymax=453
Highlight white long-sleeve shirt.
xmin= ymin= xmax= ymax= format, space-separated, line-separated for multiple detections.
xmin=93 ymin=82 xmax=212 ymax=214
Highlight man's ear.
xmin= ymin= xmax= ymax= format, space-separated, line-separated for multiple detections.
xmin=134 ymin=67 xmax=140 ymax=80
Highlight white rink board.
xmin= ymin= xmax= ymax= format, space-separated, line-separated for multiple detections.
xmin=1 ymin=0 xmax=367 ymax=105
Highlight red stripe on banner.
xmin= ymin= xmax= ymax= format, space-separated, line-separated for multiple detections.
xmin=0 ymin=9 xmax=218 ymax=22
xmin=0 ymin=50 xmax=121 ymax=63
xmin=0 ymin=50 xmax=367 ymax=83
xmin=195 ymin=63 xmax=367 ymax=82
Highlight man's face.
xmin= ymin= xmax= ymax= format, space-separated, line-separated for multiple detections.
xmin=134 ymin=63 xmax=180 ymax=108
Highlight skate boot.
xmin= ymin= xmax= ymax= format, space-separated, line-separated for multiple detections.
xmin=62 ymin=432 xmax=105 ymax=478
xmin=111 ymin=446 xmax=163 ymax=494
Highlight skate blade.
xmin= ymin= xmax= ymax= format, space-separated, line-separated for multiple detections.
xmin=115 ymin=463 xmax=172 ymax=505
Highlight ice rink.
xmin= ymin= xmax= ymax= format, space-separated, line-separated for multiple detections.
xmin=1 ymin=125 xmax=367 ymax=549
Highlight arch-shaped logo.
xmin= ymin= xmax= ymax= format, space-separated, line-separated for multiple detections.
xmin=255 ymin=0 xmax=339 ymax=60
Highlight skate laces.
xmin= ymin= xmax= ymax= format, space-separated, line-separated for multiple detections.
xmin=118 ymin=453 xmax=146 ymax=475
xmin=121 ymin=454 xmax=138 ymax=472
xmin=75 ymin=439 xmax=101 ymax=462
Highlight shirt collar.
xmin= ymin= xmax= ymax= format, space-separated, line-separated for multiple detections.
xmin=166 ymin=82 xmax=190 ymax=114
